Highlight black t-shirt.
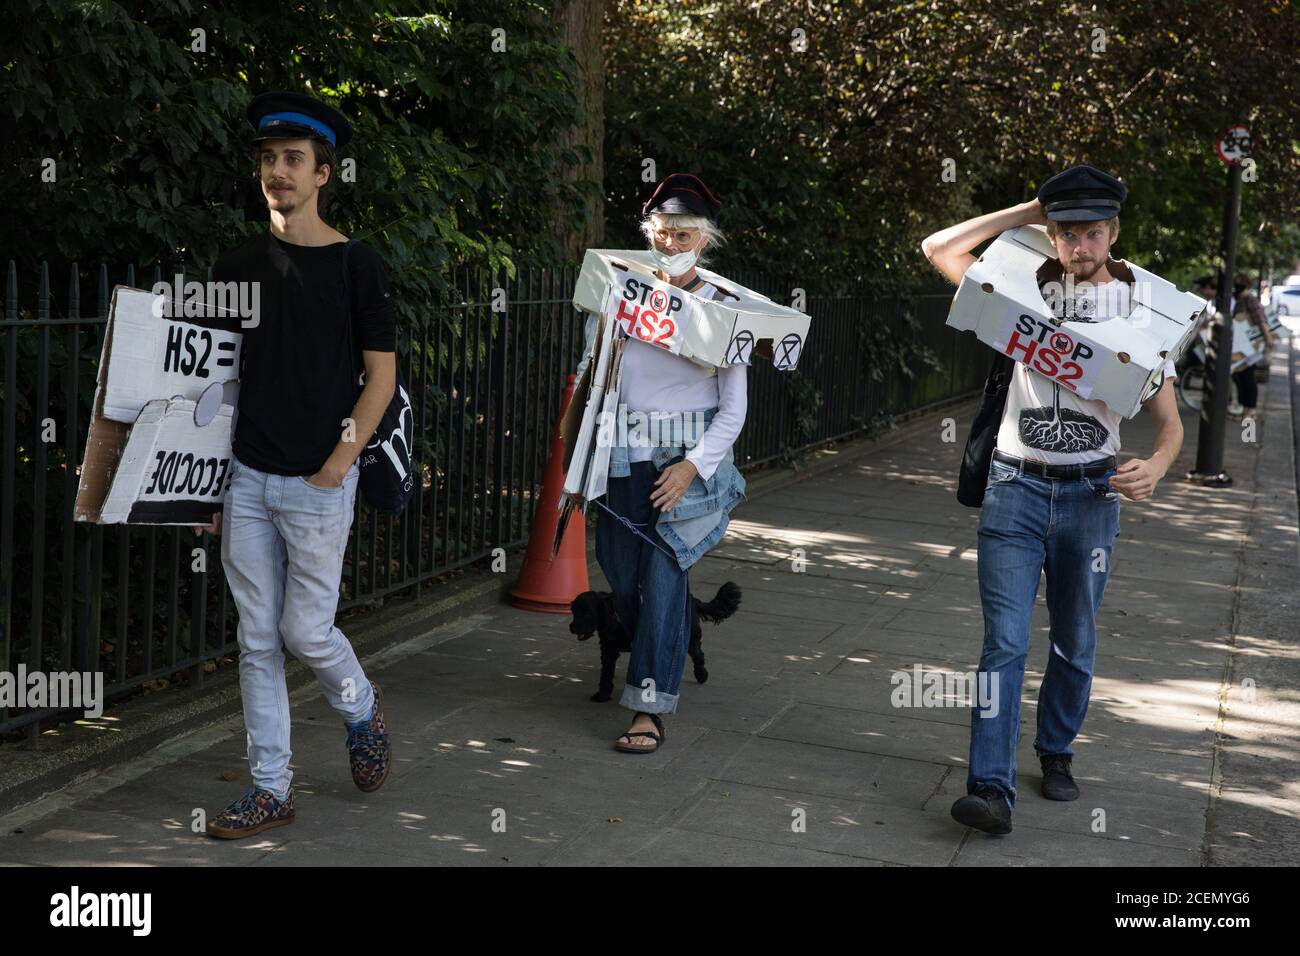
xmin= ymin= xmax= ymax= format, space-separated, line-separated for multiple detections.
xmin=213 ymin=231 xmax=396 ymax=476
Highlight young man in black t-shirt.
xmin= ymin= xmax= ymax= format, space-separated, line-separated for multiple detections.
xmin=198 ymin=92 xmax=397 ymax=839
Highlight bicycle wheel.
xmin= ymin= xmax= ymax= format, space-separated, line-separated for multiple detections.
xmin=1177 ymin=365 xmax=1205 ymax=411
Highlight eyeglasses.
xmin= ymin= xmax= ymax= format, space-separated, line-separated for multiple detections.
xmin=652 ymin=227 xmax=700 ymax=247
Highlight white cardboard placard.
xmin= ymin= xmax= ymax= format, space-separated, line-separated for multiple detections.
xmin=1191 ymin=320 xmax=1262 ymax=372
xmin=573 ymin=249 xmax=810 ymax=370
xmin=101 ymin=286 xmax=242 ymax=423
xmin=1237 ymin=318 xmax=1268 ymax=367
xmin=946 ymin=226 xmax=1209 ymax=418
xmin=561 ymin=311 xmax=623 ymax=504
xmin=96 ymin=399 xmax=234 ymax=525
xmin=552 ymin=253 xmax=810 ymax=554
xmin=75 ymin=285 xmax=243 ymax=525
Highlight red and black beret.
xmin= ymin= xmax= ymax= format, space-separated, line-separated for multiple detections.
xmin=642 ymin=173 xmax=722 ymax=222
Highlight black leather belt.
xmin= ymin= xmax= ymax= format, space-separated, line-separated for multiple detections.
xmin=993 ymin=449 xmax=1117 ymax=479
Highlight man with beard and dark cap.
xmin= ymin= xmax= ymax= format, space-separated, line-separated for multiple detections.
xmin=920 ymin=164 xmax=1184 ymax=835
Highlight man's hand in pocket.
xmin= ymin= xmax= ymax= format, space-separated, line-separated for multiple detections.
xmin=192 ymin=513 xmax=222 ymax=537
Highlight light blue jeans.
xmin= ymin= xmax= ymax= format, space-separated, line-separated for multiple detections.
xmin=967 ymin=456 xmax=1120 ymax=807
xmin=220 ymin=454 xmax=373 ymax=797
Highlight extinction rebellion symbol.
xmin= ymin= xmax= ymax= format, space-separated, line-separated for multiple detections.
xmin=727 ymin=329 xmax=754 ymax=364
xmin=775 ymin=333 xmax=802 ymax=369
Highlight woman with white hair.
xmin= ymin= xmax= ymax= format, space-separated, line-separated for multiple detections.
xmin=597 ymin=173 xmax=749 ymax=753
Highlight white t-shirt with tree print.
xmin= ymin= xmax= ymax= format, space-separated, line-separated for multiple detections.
xmin=995 ymin=279 xmax=1177 ymax=466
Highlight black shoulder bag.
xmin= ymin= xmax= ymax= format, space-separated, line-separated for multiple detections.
xmin=956 ymin=352 xmax=1015 ymax=508
xmin=341 ymin=240 xmax=416 ymax=513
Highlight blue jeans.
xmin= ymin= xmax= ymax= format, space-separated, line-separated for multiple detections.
xmin=596 ymin=460 xmax=693 ymax=715
xmin=967 ymin=456 xmax=1120 ymax=807
xmin=220 ymin=455 xmax=373 ymax=797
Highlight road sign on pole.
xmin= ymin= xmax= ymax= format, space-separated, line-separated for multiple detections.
xmin=1191 ymin=125 xmax=1251 ymax=487
xmin=1215 ymin=124 xmax=1253 ymax=166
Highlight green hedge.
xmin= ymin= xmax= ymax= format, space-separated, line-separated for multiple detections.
xmin=2 ymin=0 xmax=591 ymax=325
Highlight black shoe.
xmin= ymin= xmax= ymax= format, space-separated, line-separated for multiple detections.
xmin=1040 ymin=753 xmax=1080 ymax=801
xmin=951 ymin=784 xmax=1013 ymax=835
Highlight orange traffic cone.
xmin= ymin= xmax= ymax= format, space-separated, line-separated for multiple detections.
xmin=510 ymin=374 xmax=590 ymax=613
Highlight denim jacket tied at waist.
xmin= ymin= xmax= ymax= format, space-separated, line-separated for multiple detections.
xmin=607 ymin=406 xmax=747 ymax=571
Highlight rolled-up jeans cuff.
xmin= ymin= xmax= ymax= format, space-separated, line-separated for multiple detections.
xmin=620 ymin=683 xmax=678 ymax=715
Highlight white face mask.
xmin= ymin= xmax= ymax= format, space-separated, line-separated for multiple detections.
xmin=652 ymin=246 xmax=698 ymax=277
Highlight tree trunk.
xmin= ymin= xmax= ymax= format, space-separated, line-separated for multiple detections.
xmin=552 ymin=0 xmax=605 ymax=262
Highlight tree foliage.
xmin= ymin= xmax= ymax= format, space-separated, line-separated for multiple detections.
xmin=604 ymin=0 xmax=1300 ymax=293
xmin=2 ymin=0 xmax=591 ymax=317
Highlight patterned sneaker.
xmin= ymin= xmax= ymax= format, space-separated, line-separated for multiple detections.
xmin=206 ymin=786 xmax=295 ymax=840
xmin=346 ymin=680 xmax=391 ymax=792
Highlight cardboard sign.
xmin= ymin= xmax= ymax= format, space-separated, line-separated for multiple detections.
xmin=552 ymin=311 xmax=624 ymax=555
xmin=94 ymin=399 xmax=234 ymax=524
xmin=75 ymin=285 xmax=243 ymax=525
xmin=1190 ymin=319 xmax=1263 ymax=373
xmin=553 ymin=252 xmax=810 ymax=553
xmin=946 ymin=226 xmax=1209 ymax=419
xmin=573 ymin=249 xmax=810 ymax=371
xmin=602 ymin=276 xmax=696 ymax=354
xmin=1238 ymin=318 xmax=1269 ymax=367
xmin=561 ymin=311 xmax=622 ymax=502
xmin=100 ymin=287 xmax=242 ymax=423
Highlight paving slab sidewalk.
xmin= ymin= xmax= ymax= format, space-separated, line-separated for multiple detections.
xmin=1 ymin=342 xmax=1296 ymax=867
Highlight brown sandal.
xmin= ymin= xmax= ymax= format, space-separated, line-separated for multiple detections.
xmin=615 ymin=712 xmax=665 ymax=753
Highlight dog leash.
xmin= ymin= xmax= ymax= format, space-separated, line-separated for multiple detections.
xmin=589 ymin=495 xmax=680 ymax=563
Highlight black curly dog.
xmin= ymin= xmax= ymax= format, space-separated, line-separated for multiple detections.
xmin=569 ymin=582 xmax=742 ymax=702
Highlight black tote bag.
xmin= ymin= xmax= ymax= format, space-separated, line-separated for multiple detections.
xmin=341 ymin=240 xmax=416 ymax=513
xmin=956 ymin=352 xmax=1015 ymax=508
